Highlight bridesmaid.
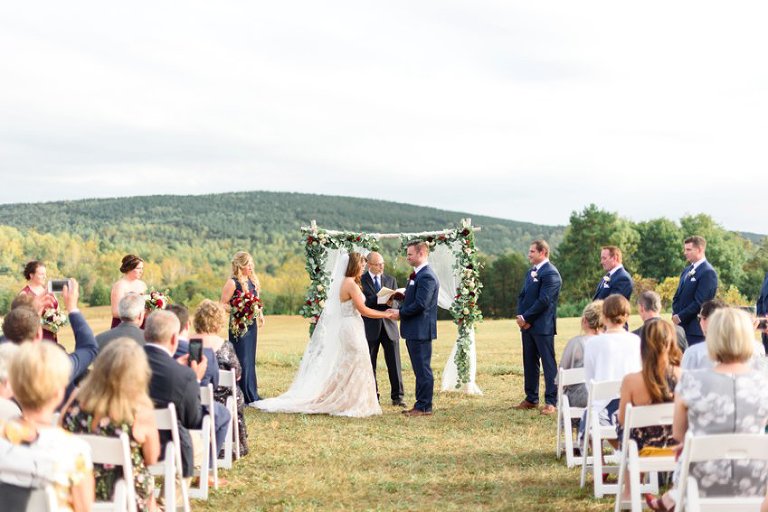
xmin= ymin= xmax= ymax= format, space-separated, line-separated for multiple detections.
xmin=19 ymin=260 xmax=59 ymax=342
xmin=110 ymin=255 xmax=147 ymax=329
xmin=221 ymin=251 xmax=264 ymax=405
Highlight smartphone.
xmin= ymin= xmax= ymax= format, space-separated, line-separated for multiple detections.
xmin=758 ymin=318 xmax=768 ymax=330
xmin=188 ymin=339 xmax=203 ymax=366
xmin=48 ymin=279 xmax=69 ymax=293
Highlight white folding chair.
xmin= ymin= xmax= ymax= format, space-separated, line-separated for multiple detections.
xmin=188 ymin=384 xmax=216 ymax=500
xmin=614 ymin=403 xmax=676 ymax=512
xmin=677 ymin=431 xmax=768 ymax=512
xmin=217 ymin=369 xmax=240 ymax=468
xmin=0 ymin=440 xmax=59 ymax=512
xmin=556 ymin=367 xmax=586 ymax=468
xmin=579 ymin=379 xmax=622 ymax=498
xmin=75 ymin=432 xmax=136 ymax=512
xmin=150 ymin=404 xmax=190 ymax=512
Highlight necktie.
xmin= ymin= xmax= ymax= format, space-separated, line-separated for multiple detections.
xmin=374 ymin=275 xmax=381 ymax=292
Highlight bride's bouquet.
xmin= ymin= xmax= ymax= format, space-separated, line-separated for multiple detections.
xmin=145 ymin=289 xmax=172 ymax=312
xmin=42 ymin=306 xmax=69 ymax=334
xmin=229 ymin=289 xmax=263 ymax=339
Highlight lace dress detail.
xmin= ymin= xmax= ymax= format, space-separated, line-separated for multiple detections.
xmin=256 ymin=293 xmax=382 ymax=417
xmin=214 ymin=341 xmax=249 ymax=456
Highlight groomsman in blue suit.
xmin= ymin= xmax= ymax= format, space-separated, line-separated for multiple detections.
xmin=672 ymin=236 xmax=718 ymax=346
xmin=593 ymin=246 xmax=633 ymax=301
xmin=513 ymin=240 xmax=562 ymax=416
xmin=756 ymin=271 xmax=768 ymax=352
xmin=392 ymin=240 xmax=440 ymax=417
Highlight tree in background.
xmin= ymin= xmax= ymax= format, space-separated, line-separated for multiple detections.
xmin=635 ymin=218 xmax=683 ymax=281
xmin=741 ymin=237 xmax=768 ymax=301
xmin=680 ymin=214 xmax=748 ymax=291
xmin=478 ymin=252 xmax=527 ymax=318
xmin=554 ymin=204 xmax=640 ymax=304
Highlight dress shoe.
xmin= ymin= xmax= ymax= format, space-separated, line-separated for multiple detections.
xmin=402 ymin=408 xmax=432 ymax=417
xmin=392 ymin=400 xmax=407 ymax=407
xmin=512 ymin=399 xmax=538 ymax=410
xmin=539 ymin=404 xmax=557 ymax=415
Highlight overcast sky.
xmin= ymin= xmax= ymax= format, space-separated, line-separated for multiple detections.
xmin=1 ymin=2 xmax=766 ymax=233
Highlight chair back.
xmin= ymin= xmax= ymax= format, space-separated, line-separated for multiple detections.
xmin=75 ymin=432 xmax=137 ymax=512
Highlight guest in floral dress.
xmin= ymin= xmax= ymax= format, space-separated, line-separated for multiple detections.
xmin=646 ymin=308 xmax=768 ymax=511
xmin=194 ymin=299 xmax=249 ymax=457
xmin=62 ymin=338 xmax=161 ymax=512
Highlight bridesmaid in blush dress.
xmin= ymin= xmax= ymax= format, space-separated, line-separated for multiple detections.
xmin=110 ymin=255 xmax=147 ymax=329
xmin=19 ymin=260 xmax=59 ymax=342
xmin=221 ymin=251 xmax=264 ymax=406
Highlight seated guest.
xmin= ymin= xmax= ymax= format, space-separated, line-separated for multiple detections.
xmin=62 ymin=339 xmax=160 ymax=512
xmin=0 ymin=344 xmax=20 ymax=420
xmin=581 ymin=295 xmax=641 ymax=437
xmin=144 ymin=310 xmax=204 ymax=478
xmin=1 ymin=279 xmax=97 ymax=397
xmin=168 ymin=304 xmax=218 ymax=388
xmin=559 ymin=300 xmax=604 ymax=409
xmin=194 ymin=299 xmax=249 ymax=457
xmin=0 ymin=342 xmax=94 ymax=512
xmin=647 ymin=308 xmax=768 ymax=511
xmin=617 ymin=318 xmax=681 ymax=455
xmin=681 ymin=299 xmax=766 ymax=371
xmin=95 ymin=292 xmax=146 ymax=350
xmin=633 ymin=291 xmax=688 ymax=353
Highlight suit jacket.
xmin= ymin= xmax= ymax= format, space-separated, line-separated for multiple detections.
xmin=672 ymin=260 xmax=718 ymax=339
xmin=517 ymin=261 xmax=562 ymax=336
xmin=361 ymin=272 xmax=399 ymax=342
xmin=399 ymin=265 xmax=439 ymax=341
xmin=633 ymin=319 xmax=688 ymax=352
xmin=144 ymin=344 xmax=203 ymax=477
xmin=593 ymin=266 xmax=633 ymax=300
xmin=757 ymin=272 xmax=768 ymax=318
xmin=95 ymin=322 xmax=145 ymax=351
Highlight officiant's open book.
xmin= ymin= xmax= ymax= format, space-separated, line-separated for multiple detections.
xmin=377 ymin=287 xmax=406 ymax=304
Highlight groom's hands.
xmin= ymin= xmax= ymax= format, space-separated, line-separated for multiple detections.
xmin=387 ymin=309 xmax=400 ymax=320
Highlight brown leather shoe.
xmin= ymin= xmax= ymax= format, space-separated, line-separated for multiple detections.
xmin=512 ymin=399 xmax=538 ymax=410
xmin=403 ymin=408 xmax=433 ymax=417
xmin=539 ymin=404 xmax=557 ymax=416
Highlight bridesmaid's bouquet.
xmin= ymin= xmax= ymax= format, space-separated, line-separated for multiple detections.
xmin=229 ymin=289 xmax=263 ymax=339
xmin=42 ymin=306 xmax=69 ymax=334
xmin=145 ymin=289 xmax=172 ymax=312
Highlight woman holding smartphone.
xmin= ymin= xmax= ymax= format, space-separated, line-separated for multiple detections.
xmin=19 ymin=260 xmax=59 ymax=342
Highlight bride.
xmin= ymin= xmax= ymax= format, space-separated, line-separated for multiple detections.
xmin=256 ymin=252 xmax=396 ymax=417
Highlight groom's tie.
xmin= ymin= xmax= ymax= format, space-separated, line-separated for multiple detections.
xmin=374 ymin=275 xmax=381 ymax=292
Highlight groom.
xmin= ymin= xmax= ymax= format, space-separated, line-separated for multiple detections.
xmin=391 ymin=240 xmax=440 ymax=417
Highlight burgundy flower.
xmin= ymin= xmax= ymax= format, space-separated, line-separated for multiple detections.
xmin=409 ymin=272 xmax=417 ymax=281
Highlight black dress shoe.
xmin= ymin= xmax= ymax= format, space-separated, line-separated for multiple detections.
xmin=392 ymin=400 xmax=407 ymax=407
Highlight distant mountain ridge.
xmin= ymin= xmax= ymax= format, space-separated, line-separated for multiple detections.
xmin=0 ymin=190 xmax=565 ymax=257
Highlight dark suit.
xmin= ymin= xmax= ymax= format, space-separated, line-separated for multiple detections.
xmin=145 ymin=344 xmax=203 ymax=477
xmin=95 ymin=321 xmax=145 ymax=351
xmin=593 ymin=265 xmax=633 ymax=300
xmin=672 ymin=260 xmax=718 ymax=345
xmin=399 ymin=265 xmax=440 ymax=412
xmin=361 ymin=272 xmax=404 ymax=402
xmin=517 ymin=261 xmax=562 ymax=406
xmin=633 ymin=319 xmax=688 ymax=353
xmin=757 ymin=272 xmax=768 ymax=352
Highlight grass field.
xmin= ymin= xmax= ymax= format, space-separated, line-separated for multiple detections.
xmin=59 ymin=309 xmax=653 ymax=511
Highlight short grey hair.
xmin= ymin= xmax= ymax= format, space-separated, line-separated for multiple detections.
xmin=118 ymin=292 xmax=145 ymax=321
xmin=144 ymin=310 xmax=180 ymax=346
xmin=637 ymin=291 xmax=661 ymax=313
xmin=0 ymin=343 xmax=19 ymax=384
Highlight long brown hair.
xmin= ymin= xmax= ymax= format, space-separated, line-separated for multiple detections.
xmin=639 ymin=318 xmax=676 ymax=404
xmin=345 ymin=253 xmax=365 ymax=287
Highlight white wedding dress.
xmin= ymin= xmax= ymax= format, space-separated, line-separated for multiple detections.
xmin=256 ymin=253 xmax=382 ymax=417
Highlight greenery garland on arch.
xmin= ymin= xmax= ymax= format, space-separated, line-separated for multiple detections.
xmin=299 ymin=219 xmax=482 ymax=387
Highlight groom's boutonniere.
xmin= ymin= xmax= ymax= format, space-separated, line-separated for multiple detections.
xmin=603 ymin=275 xmax=611 ymax=283
xmin=530 ymin=270 xmax=537 ymax=279
xmin=409 ymin=272 xmax=417 ymax=281
xmin=688 ymin=268 xmax=696 ymax=279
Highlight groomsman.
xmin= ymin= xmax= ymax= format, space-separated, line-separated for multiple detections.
xmin=593 ymin=246 xmax=633 ymax=300
xmin=757 ymin=271 xmax=768 ymax=352
xmin=361 ymin=252 xmax=405 ymax=407
xmin=513 ymin=240 xmax=562 ymax=416
xmin=672 ymin=236 xmax=718 ymax=346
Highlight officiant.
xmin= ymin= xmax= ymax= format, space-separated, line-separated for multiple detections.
xmin=362 ymin=252 xmax=406 ymax=407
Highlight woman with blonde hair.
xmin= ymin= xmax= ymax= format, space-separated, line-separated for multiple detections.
xmin=257 ymin=252 xmax=395 ymax=417
xmin=0 ymin=342 xmax=94 ymax=512
xmin=194 ymin=299 xmax=250 ymax=457
xmin=221 ymin=251 xmax=264 ymax=405
xmin=110 ymin=254 xmax=147 ymax=328
xmin=62 ymin=338 xmax=160 ymax=512
xmin=559 ymin=300 xmax=604 ymax=408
